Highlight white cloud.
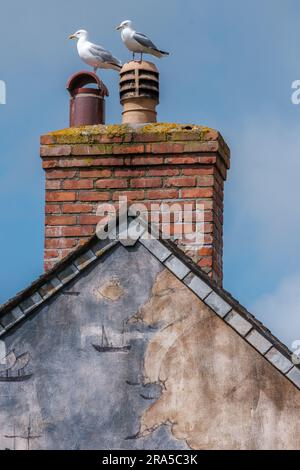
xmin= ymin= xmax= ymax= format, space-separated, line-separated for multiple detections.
xmin=252 ymin=272 xmax=300 ymax=347
xmin=225 ymin=117 xmax=300 ymax=345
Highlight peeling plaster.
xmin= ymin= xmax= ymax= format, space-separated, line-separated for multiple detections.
xmin=136 ymin=269 xmax=300 ymax=450
xmin=94 ymin=277 xmax=125 ymax=301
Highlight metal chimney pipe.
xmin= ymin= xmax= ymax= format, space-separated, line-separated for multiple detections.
xmin=66 ymin=71 xmax=109 ymax=127
xmin=119 ymin=61 xmax=159 ymax=124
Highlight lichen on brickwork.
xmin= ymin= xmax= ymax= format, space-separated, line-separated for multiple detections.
xmin=140 ymin=122 xmax=211 ymax=136
xmin=47 ymin=125 xmax=106 ymax=144
xmin=45 ymin=123 xmax=215 ymax=144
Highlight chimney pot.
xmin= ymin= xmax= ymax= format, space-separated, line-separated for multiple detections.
xmin=66 ymin=71 xmax=109 ymax=127
xmin=120 ymin=61 xmax=159 ymax=124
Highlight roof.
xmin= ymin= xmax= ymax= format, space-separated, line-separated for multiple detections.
xmin=1 ymin=213 xmax=300 ymax=390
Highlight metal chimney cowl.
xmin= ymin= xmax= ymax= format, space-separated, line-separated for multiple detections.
xmin=67 ymin=71 xmax=109 ymax=127
xmin=120 ymin=61 xmax=159 ymax=124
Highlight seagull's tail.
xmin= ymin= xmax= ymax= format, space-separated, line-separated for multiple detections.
xmin=110 ymin=63 xmax=122 ymax=71
xmin=150 ymin=48 xmax=170 ymax=58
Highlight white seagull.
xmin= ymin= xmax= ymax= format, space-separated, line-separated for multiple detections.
xmin=116 ymin=20 xmax=169 ymax=61
xmin=69 ymin=29 xmax=122 ymax=73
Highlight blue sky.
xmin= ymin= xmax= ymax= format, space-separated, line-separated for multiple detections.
xmin=0 ymin=0 xmax=300 ymax=347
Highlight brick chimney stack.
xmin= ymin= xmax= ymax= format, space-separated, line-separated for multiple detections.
xmin=40 ymin=64 xmax=230 ymax=286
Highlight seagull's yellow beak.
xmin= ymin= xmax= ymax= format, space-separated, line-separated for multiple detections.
xmin=69 ymin=34 xmax=76 ymax=40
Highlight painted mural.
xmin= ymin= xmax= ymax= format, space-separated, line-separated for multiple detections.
xmin=1 ymin=243 xmax=300 ymax=450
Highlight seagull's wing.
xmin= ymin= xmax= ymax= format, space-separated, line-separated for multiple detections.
xmin=133 ymin=32 xmax=159 ymax=51
xmin=89 ymin=44 xmax=122 ymax=67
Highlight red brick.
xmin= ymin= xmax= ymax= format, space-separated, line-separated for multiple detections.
xmin=94 ymin=158 xmax=124 ymax=166
xmin=61 ymin=248 xmax=75 ymax=258
xmin=147 ymin=189 xmax=178 ymax=199
xmin=113 ymin=144 xmax=145 ymax=154
xmin=42 ymin=160 xmax=58 ymax=169
xmin=41 ymin=145 xmax=72 ymax=157
xmin=149 ymin=143 xmax=185 ymax=154
xmin=197 ymin=176 xmax=214 ymax=186
xmin=62 ymin=204 xmax=93 ymax=213
xmin=46 ymin=170 xmax=77 ymax=179
xmin=45 ymin=227 xmax=62 ymax=237
xmin=78 ymin=215 xmax=101 ymax=225
xmin=130 ymin=157 xmax=163 ymax=165
xmin=44 ymin=157 xmax=124 ymax=168
xmin=95 ymin=179 xmax=128 ymax=189
xmin=162 ymin=223 xmax=195 ymax=235
xmin=198 ymin=247 xmax=213 ymax=256
xmin=61 ymin=226 xmax=95 ymax=237
xmin=72 ymin=144 xmax=113 ymax=155
xmin=112 ymin=190 xmax=145 ymax=201
xmin=147 ymin=168 xmax=180 ymax=177
xmin=165 ymin=177 xmax=196 ymax=188
xmin=183 ymin=142 xmax=219 ymax=153
xmin=45 ymin=204 xmax=61 ymax=214
xmin=181 ymin=188 xmax=213 ymax=199
xmin=114 ymin=169 xmax=145 ymax=177
xmin=202 ymin=223 xmax=214 ymax=233
xmin=62 ymin=180 xmax=94 ymax=190
xmin=44 ymin=249 xmax=59 ymax=258
xmin=45 ymin=238 xmax=77 ymax=249
xmin=165 ymin=156 xmax=216 ymax=165
xmin=182 ymin=168 xmax=214 ymax=176
xmin=46 ymin=180 xmax=61 ymax=190
xmin=79 ymin=169 xmax=112 ymax=178
xmin=199 ymin=257 xmax=213 ymax=268
xmin=78 ymin=192 xmax=110 ymax=202
xmin=130 ymin=178 xmax=161 ymax=189
xmin=46 ymin=215 xmax=77 ymax=226
xmin=46 ymin=192 xmax=76 ymax=202
xmin=40 ymin=135 xmax=55 ymax=145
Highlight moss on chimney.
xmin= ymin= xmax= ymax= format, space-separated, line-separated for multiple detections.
xmin=46 ymin=123 xmax=214 ymax=144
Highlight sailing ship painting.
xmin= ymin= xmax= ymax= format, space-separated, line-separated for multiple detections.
xmin=93 ymin=323 xmax=131 ymax=354
xmin=0 ymin=350 xmax=32 ymax=382
xmin=4 ymin=417 xmax=41 ymax=450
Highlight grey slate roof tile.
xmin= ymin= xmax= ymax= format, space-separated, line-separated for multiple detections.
xmin=184 ymin=272 xmax=212 ymax=299
xmin=58 ymin=265 xmax=80 ymax=284
xmin=139 ymin=238 xmax=171 ymax=262
xmin=20 ymin=293 xmax=43 ymax=314
xmin=0 ymin=306 xmax=24 ymax=329
xmin=225 ymin=310 xmax=252 ymax=336
xmin=39 ymin=277 xmax=62 ymax=300
xmin=287 ymin=367 xmax=300 ymax=388
xmin=1 ymin=311 xmax=18 ymax=328
xmin=246 ymin=330 xmax=272 ymax=354
xmin=164 ymin=255 xmax=191 ymax=280
xmin=205 ymin=292 xmax=232 ymax=318
xmin=92 ymin=239 xmax=118 ymax=257
xmin=74 ymin=250 xmax=97 ymax=270
xmin=265 ymin=348 xmax=293 ymax=374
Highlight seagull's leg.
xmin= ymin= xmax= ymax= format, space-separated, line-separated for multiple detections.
xmin=132 ymin=52 xmax=135 ymax=61
xmin=140 ymin=53 xmax=143 ymax=62
xmin=94 ymin=67 xmax=97 ymax=74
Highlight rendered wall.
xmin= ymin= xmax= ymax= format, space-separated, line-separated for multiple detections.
xmin=0 ymin=243 xmax=299 ymax=450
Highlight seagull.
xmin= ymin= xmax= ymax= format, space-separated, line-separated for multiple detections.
xmin=116 ymin=20 xmax=169 ymax=61
xmin=69 ymin=29 xmax=122 ymax=73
